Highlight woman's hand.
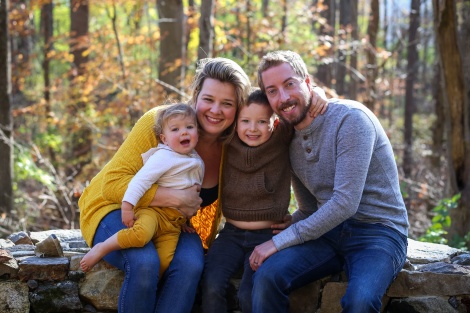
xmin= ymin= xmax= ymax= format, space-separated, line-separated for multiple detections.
xmin=308 ymin=87 xmax=328 ymax=118
xmin=271 ymin=213 xmax=292 ymax=234
xmin=151 ymin=185 xmax=202 ymax=217
xmin=181 ymin=223 xmax=196 ymax=233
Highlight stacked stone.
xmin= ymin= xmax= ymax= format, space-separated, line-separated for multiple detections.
xmin=1 ymin=230 xmax=470 ymax=313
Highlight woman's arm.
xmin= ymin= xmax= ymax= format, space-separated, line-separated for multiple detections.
xmin=150 ymin=185 xmax=202 ymax=218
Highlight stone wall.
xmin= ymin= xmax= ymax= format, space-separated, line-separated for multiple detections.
xmin=1 ymin=229 xmax=469 ymax=313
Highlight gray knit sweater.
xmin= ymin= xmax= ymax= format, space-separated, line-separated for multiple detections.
xmin=273 ymin=99 xmax=409 ymax=251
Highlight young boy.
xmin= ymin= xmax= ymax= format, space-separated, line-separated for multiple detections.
xmin=201 ymin=88 xmax=326 ymax=313
xmin=80 ymin=103 xmax=204 ymax=276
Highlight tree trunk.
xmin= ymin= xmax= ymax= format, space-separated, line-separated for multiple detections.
xmin=157 ymin=0 xmax=184 ymax=94
xmin=403 ymin=0 xmax=420 ymax=179
xmin=433 ymin=0 xmax=470 ymax=244
xmin=364 ymin=0 xmax=379 ymax=112
xmin=336 ymin=0 xmax=352 ymax=96
xmin=70 ymin=0 xmax=89 ymax=78
xmin=431 ymin=63 xmax=444 ymax=170
xmin=316 ymin=0 xmax=335 ymax=86
xmin=198 ymin=0 xmax=214 ymax=59
xmin=68 ymin=0 xmax=91 ymax=175
xmin=455 ymin=0 xmax=470 ymax=244
xmin=41 ymin=1 xmax=53 ymax=113
xmin=0 ymin=0 xmax=13 ymax=215
xmin=349 ymin=0 xmax=358 ymax=100
xmin=280 ymin=0 xmax=287 ymax=40
xmin=11 ymin=0 xmax=32 ymax=98
xmin=262 ymin=0 xmax=269 ymax=17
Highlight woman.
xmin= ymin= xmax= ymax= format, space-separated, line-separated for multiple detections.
xmin=79 ymin=57 xmax=251 ymax=313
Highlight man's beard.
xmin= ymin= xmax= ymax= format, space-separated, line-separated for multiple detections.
xmin=279 ymin=95 xmax=312 ymax=126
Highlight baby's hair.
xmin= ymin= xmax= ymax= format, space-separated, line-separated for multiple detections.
xmin=247 ymin=88 xmax=271 ymax=108
xmin=154 ymin=103 xmax=197 ymax=138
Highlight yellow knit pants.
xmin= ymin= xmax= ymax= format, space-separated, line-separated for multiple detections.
xmin=116 ymin=206 xmax=186 ymax=276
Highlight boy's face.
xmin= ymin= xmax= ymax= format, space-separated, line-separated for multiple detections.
xmin=236 ymin=103 xmax=275 ymax=147
xmin=160 ymin=115 xmax=198 ymax=155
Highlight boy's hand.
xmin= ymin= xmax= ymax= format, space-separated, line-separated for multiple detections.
xmin=308 ymin=88 xmax=328 ymax=118
xmin=121 ymin=201 xmax=136 ymax=228
xmin=271 ymin=214 xmax=292 ymax=234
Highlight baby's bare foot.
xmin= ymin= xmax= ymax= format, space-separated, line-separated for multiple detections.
xmin=80 ymin=243 xmax=105 ymax=272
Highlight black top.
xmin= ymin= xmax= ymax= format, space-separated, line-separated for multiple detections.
xmin=200 ymin=184 xmax=218 ymax=208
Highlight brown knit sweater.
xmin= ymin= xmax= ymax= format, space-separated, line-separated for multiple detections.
xmin=222 ymin=120 xmax=293 ymax=221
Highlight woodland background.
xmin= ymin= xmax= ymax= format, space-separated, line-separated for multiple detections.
xmin=0 ymin=0 xmax=469 ymax=248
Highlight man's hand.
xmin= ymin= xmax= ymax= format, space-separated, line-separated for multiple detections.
xmin=271 ymin=213 xmax=292 ymax=234
xmin=249 ymin=240 xmax=278 ymax=271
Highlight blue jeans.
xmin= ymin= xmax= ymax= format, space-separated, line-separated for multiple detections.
xmin=252 ymin=220 xmax=408 ymax=313
xmin=93 ymin=210 xmax=204 ymax=313
xmin=201 ymin=223 xmax=274 ymax=313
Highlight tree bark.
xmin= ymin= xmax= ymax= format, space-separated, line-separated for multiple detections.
xmin=349 ymin=0 xmax=358 ymax=100
xmin=431 ymin=63 xmax=444 ymax=170
xmin=68 ymin=0 xmax=91 ymax=175
xmin=403 ymin=0 xmax=420 ymax=178
xmin=10 ymin=0 xmax=32 ymax=98
xmin=0 ymin=0 xmax=13 ymax=214
xmin=262 ymin=0 xmax=269 ymax=17
xmin=198 ymin=0 xmax=214 ymax=59
xmin=316 ymin=0 xmax=335 ymax=86
xmin=433 ymin=0 xmax=470 ymax=244
xmin=157 ymin=0 xmax=184 ymax=94
xmin=70 ymin=0 xmax=89 ymax=78
xmin=336 ymin=0 xmax=352 ymax=96
xmin=364 ymin=0 xmax=379 ymax=112
xmin=41 ymin=1 xmax=53 ymax=112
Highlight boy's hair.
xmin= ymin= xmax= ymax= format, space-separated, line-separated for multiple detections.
xmin=257 ymin=50 xmax=309 ymax=92
xmin=246 ymin=88 xmax=270 ymax=108
xmin=188 ymin=58 xmax=251 ymax=143
xmin=154 ymin=103 xmax=197 ymax=138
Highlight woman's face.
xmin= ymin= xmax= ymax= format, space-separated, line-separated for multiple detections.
xmin=195 ymin=78 xmax=237 ymax=138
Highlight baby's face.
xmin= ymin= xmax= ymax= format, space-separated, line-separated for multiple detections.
xmin=160 ymin=115 xmax=198 ymax=154
xmin=236 ymin=103 xmax=276 ymax=147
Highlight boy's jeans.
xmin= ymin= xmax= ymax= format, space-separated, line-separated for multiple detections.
xmin=202 ymin=222 xmax=274 ymax=313
xmin=252 ymin=219 xmax=408 ymax=313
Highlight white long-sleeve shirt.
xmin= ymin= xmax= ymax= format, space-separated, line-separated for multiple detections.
xmin=122 ymin=143 xmax=204 ymax=206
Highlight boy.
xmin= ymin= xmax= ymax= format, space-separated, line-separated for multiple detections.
xmin=201 ymin=88 xmax=326 ymax=313
xmin=80 ymin=103 xmax=204 ymax=276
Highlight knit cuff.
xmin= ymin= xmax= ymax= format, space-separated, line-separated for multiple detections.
xmin=272 ymin=225 xmax=304 ymax=251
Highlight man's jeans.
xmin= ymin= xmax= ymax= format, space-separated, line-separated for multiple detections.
xmin=201 ymin=222 xmax=274 ymax=313
xmin=252 ymin=219 xmax=408 ymax=313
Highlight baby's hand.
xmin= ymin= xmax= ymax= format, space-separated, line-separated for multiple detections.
xmin=121 ymin=201 xmax=136 ymax=228
xmin=181 ymin=223 xmax=196 ymax=233
xmin=122 ymin=210 xmax=136 ymax=228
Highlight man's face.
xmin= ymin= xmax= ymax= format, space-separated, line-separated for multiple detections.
xmin=261 ymin=63 xmax=312 ymax=130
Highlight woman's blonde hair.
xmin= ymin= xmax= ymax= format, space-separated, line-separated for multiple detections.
xmin=189 ymin=58 xmax=251 ymax=142
xmin=154 ymin=103 xmax=197 ymax=139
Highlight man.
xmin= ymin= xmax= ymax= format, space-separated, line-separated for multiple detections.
xmin=248 ymin=50 xmax=409 ymax=313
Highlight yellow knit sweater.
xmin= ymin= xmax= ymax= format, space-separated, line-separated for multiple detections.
xmin=78 ymin=107 xmax=223 ymax=249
